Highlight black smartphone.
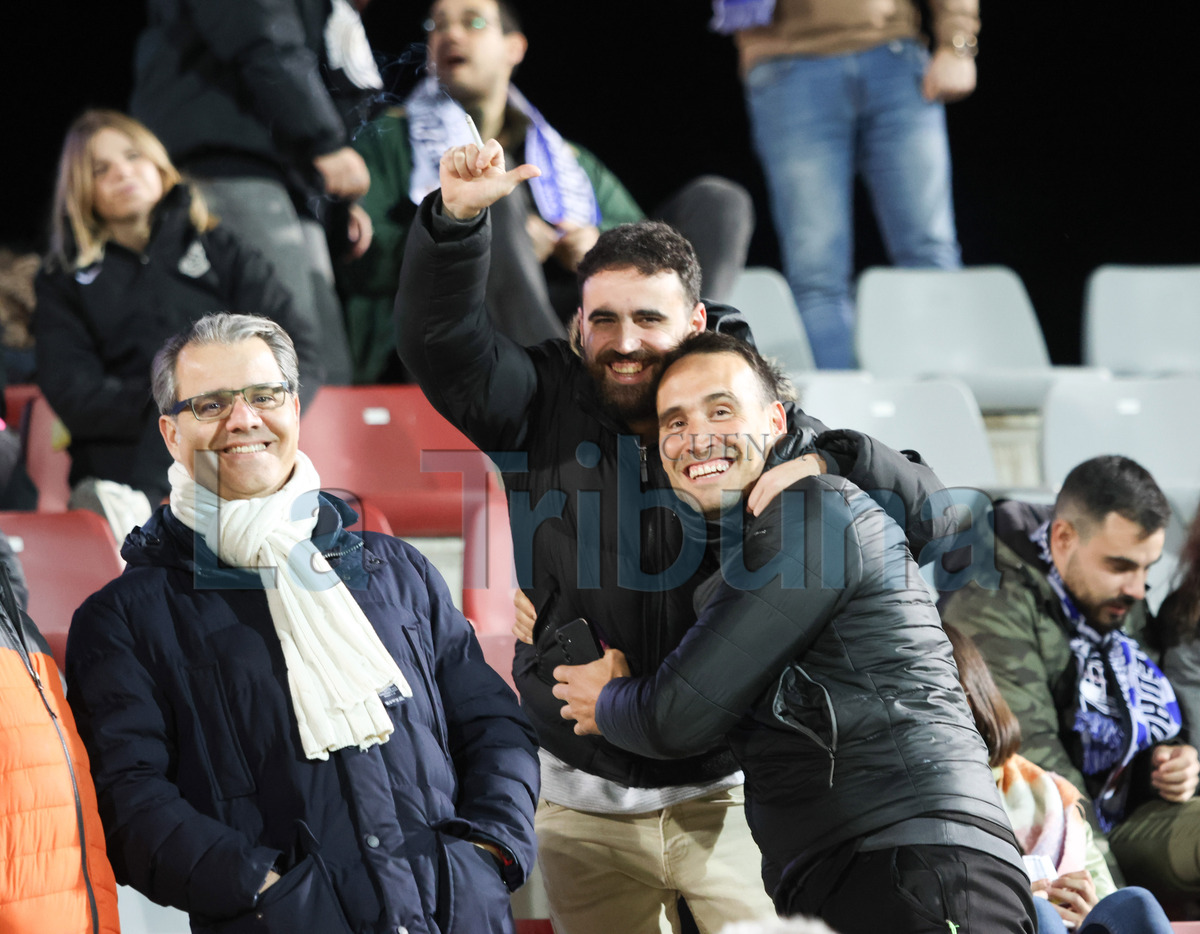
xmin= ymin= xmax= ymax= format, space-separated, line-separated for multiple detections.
xmin=554 ymin=618 xmax=604 ymax=665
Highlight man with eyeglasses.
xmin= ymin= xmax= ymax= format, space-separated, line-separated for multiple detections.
xmin=63 ymin=312 xmax=541 ymax=934
xmin=336 ymin=0 xmax=754 ymax=383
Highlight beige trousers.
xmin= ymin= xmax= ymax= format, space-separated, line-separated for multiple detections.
xmin=535 ymin=785 xmax=775 ymax=934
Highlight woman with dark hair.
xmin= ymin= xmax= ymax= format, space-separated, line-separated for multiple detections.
xmin=946 ymin=623 xmax=1173 ymax=934
xmin=34 ymin=109 xmax=321 ymax=518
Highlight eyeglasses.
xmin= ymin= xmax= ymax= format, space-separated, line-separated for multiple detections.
xmin=423 ymin=13 xmax=493 ymax=33
xmin=169 ymin=383 xmax=292 ymax=420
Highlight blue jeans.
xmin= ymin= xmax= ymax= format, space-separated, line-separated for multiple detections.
xmin=744 ymin=39 xmax=961 ymax=369
xmin=1034 ymin=886 xmax=1173 ymax=934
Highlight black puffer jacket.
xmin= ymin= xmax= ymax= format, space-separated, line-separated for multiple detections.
xmin=396 ymin=198 xmax=957 ymax=788
xmin=597 ymin=474 xmax=1013 ymax=900
xmin=34 ymin=185 xmax=322 ymax=503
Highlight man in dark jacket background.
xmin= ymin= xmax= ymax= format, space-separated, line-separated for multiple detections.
xmin=130 ymin=0 xmax=381 ymax=383
xmin=554 ymin=331 xmax=1035 ymax=933
xmin=395 ymin=139 xmax=961 ymax=933
xmin=66 ymin=313 xmax=539 ymax=934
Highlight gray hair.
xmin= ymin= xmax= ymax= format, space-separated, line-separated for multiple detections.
xmin=152 ymin=313 xmax=300 ymax=415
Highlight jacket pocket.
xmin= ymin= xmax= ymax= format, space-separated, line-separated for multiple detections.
xmin=771 ymin=664 xmax=838 ymax=785
xmin=186 ymin=663 xmax=256 ymax=799
xmin=199 ymin=822 xmax=354 ymax=934
xmin=202 ymin=853 xmax=354 ymax=934
xmin=435 ymin=830 xmax=513 ymax=934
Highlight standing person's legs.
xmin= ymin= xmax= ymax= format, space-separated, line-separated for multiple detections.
xmin=1078 ymin=886 xmax=1174 ymax=934
xmin=486 ymin=190 xmax=568 ymax=346
xmin=536 ymin=800 xmax=680 ymax=934
xmin=662 ymin=786 xmax=775 ymax=934
xmin=196 ymin=176 xmax=354 ymax=384
xmin=535 ymin=787 xmax=772 ymax=934
xmin=298 ymin=217 xmax=354 ymax=385
xmin=744 ymin=54 xmax=857 ymax=369
xmin=652 ymin=176 xmax=755 ymax=303
xmin=857 ymin=40 xmax=962 ymax=272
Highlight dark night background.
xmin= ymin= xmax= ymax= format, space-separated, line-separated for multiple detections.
xmin=6 ymin=1 xmax=1199 ymax=366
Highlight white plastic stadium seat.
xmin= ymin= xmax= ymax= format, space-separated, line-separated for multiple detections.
xmin=856 ymin=266 xmax=1107 ymax=412
xmin=1084 ymin=264 xmax=1200 ymax=375
xmin=726 ymin=266 xmax=817 ymax=374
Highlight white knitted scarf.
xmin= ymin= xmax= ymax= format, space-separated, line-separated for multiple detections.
xmin=168 ymin=451 xmax=412 ymax=760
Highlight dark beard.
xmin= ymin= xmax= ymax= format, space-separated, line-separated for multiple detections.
xmin=586 ymin=353 xmax=660 ymax=426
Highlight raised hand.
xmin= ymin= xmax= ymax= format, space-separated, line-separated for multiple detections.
xmin=439 ymin=139 xmax=541 ymax=221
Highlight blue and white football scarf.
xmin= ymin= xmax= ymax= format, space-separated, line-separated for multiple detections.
xmin=710 ymin=0 xmax=776 ymax=34
xmin=405 ymin=76 xmax=600 ymax=228
xmin=1032 ymin=520 xmax=1181 ymax=830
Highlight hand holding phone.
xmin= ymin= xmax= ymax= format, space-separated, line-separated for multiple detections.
xmin=554 ymin=618 xmax=604 ymax=665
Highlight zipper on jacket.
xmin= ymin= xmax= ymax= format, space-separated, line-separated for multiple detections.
xmin=772 ymin=665 xmax=839 ymax=788
xmin=34 ymin=677 xmax=102 ymax=933
xmin=1 ymin=573 xmax=101 ymax=934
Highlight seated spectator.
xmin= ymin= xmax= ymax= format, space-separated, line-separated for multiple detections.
xmin=65 ymin=312 xmax=539 ymax=933
xmin=339 ymin=0 xmax=754 ymax=382
xmin=34 ymin=110 xmax=322 ymax=524
xmin=0 ymin=544 xmax=120 ymax=934
xmin=946 ymin=622 xmax=1173 ymax=934
xmin=941 ymin=455 xmax=1200 ymax=901
xmin=553 ymin=331 xmax=1035 ymax=933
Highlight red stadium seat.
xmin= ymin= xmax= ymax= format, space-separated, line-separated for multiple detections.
xmin=322 ymin=489 xmax=396 ymax=536
xmin=0 ymin=510 xmax=124 ymax=669
xmin=514 ymin=921 xmax=553 ymax=934
xmin=475 ymin=633 xmax=517 ymax=693
xmin=22 ymin=394 xmax=71 ymax=512
xmin=461 ymin=473 xmax=516 ymax=637
xmin=301 ymin=386 xmax=492 ymax=537
xmin=2 ymin=382 xmax=40 ymax=432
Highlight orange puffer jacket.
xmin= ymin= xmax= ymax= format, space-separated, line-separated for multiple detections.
xmin=1 ymin=593 xmax=120 ymax=934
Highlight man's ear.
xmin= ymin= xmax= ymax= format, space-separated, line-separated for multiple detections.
xmin=506 ymin=31 xmax=528 ymax=69
xmin=1050 ymin=517 xmax=1077 ymax=562
xmin=159 ymin=414 xmax=180 ymax=461
xmin=769 ymin=400 xmax=787 ymax=438
xmin=690 ymin=301 xmax=707 ymax=334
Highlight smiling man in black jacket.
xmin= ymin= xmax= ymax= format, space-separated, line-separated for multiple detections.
xmin=554 ymin=332 xmax=1036 ymax=934
xmin=396 ymin=139 xmax=963 ymax=934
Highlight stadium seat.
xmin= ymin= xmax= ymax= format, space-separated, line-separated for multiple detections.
xmin=855 ymin=266 xmax=1107 ymax=412
xmin=300 ymin=386 xmax=493 ymax=538
xmin=461 ymin=473 xmax=517 ymax=638
xmin=2 ymin=382 xmax=40 ymax=431
xmin=21 ymin=394 xmax=71 ymax=512
xmin=1041 ymin=375 xmax=1200 ymax=493
xmin=1084 ymin=264 xmax=1200 ymax=375
xmin=0 ymin=509 xmax=123 ymax=668
xmin=799 ymin=375 xmax=998 ymax=490
xmin=726 ymin=266 xmax=817 ymax=374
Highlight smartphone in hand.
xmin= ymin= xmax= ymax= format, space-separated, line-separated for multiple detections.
xmin=555 ymin=618 xmax=603 ymax=665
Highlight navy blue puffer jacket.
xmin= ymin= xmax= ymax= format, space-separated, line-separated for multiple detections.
xmin=66 ymin=495 xmax=539 ymax=934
